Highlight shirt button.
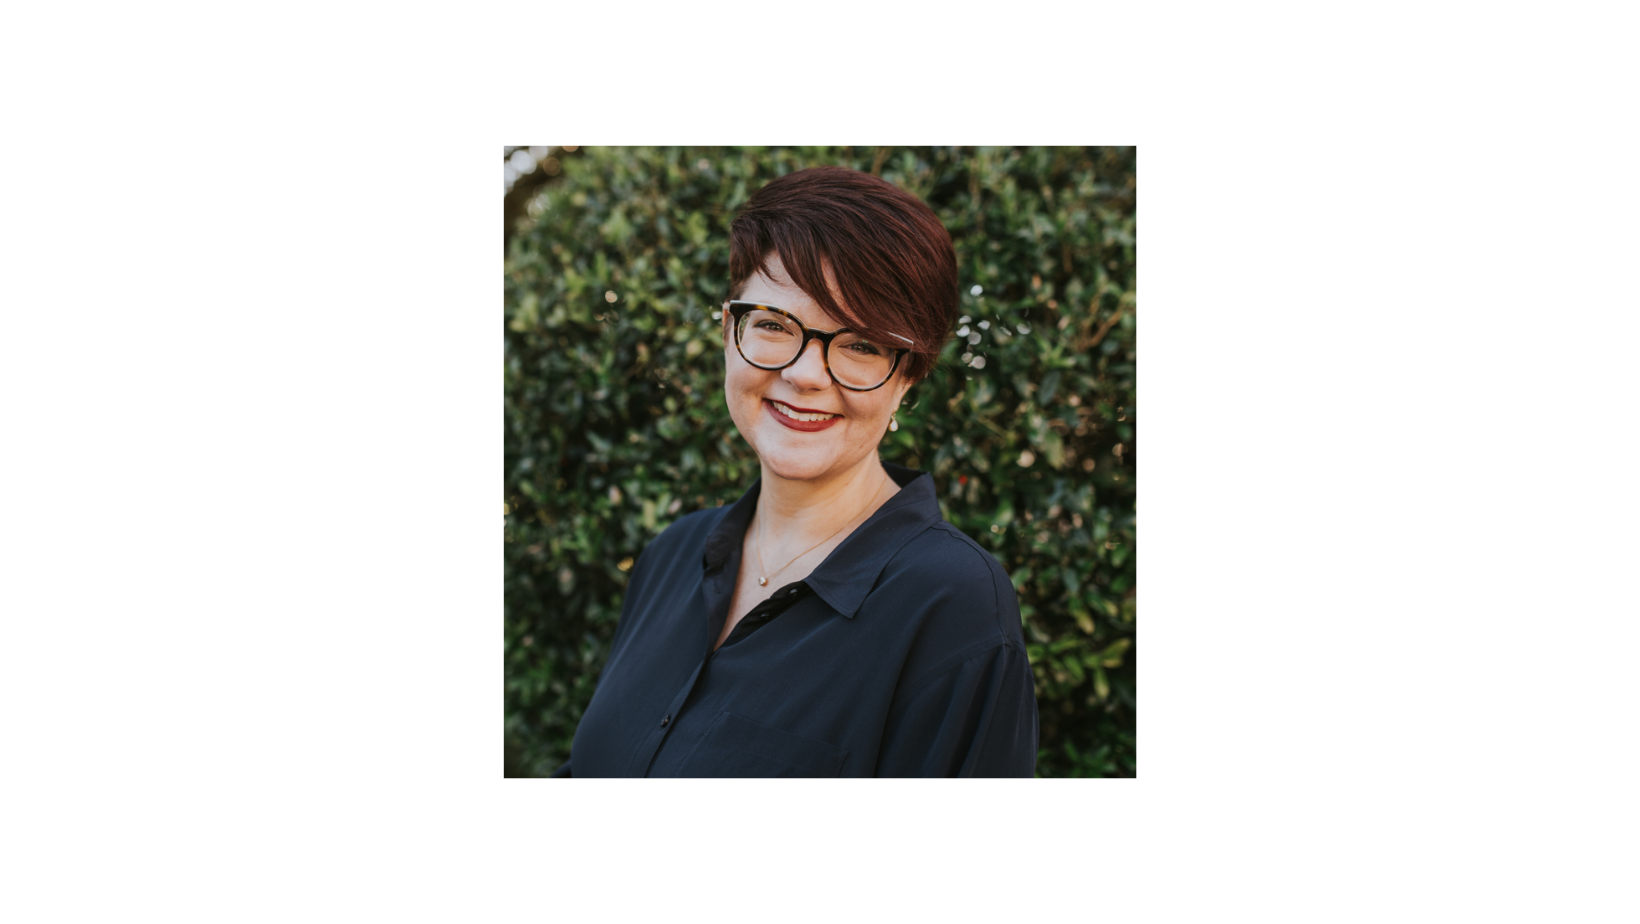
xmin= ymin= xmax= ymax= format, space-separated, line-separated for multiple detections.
xmin=660 ymin=714 xmax=671 ymax=727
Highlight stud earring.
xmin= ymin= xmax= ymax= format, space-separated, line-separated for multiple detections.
xmin=889 ymin=413 xmax=899 ymax=432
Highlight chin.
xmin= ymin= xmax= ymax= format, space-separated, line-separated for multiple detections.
xmin=748 ymin=421 xmax=837 ymax=479
xmin=738 ymin=413 xmax=864 ymax=483
xmin=758 ymin=446 xmax=846 ymax=483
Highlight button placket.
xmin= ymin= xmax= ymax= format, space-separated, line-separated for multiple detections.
xmin=636 ymin=654 xmax=713 ymax=777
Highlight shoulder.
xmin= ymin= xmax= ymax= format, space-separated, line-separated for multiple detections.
xmin=876 ymin=518 xmax=1024 ymax=651
xmin=888 ymin=518 xmax=1017 ymax=608
xmin=649 ymin=505 xmax=728 ymax=556
xmin=627 ymin=505 xmax=729 ymax=585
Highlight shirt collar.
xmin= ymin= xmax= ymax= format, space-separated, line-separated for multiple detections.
xmin=701 ymin=462 xmax=943 ymax=619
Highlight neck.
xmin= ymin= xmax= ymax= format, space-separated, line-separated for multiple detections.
xmin=755 ymin=454 xmax=894 ymax=543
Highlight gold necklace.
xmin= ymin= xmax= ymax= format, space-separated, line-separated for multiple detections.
xmin=754 ymin=474 xmax=888 ymax=587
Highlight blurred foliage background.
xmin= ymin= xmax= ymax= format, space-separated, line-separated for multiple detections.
xmin=504 ymin=146 xmax=1135 ymax=778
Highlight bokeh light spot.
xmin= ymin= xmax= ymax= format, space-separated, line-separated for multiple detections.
xmin=509 ymin=149 xmax=537 ymax=174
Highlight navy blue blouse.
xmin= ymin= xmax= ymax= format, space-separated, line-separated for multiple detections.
xmin=554 ymin=463 xmax=1038 ymax=777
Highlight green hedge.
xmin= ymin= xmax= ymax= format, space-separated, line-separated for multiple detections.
xmin=504 ymin=146 xmax=1135 ymax=777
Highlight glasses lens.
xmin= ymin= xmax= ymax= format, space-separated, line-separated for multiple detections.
xmin=737 ymin=309 xmax=802 ymax=367
xmin=828 ymin=331 xmax=895 ymax=389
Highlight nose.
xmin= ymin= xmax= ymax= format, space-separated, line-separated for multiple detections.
xmin=782 ymin=339 xmax=833 ymax=391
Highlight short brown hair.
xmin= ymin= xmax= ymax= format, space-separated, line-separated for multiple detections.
xmin=728 ymin=166 xmax=958 ymax=384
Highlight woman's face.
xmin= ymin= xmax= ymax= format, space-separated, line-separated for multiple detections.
xmin=723 ymin=256 xmax=913 ymax=486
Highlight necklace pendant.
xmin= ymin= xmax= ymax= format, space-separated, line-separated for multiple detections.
xmin=758 ymin=577 xmax=768 ymax=586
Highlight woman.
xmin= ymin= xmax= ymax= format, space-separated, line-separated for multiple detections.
xmin=553 ymin=166 xmax=1037 ymax=777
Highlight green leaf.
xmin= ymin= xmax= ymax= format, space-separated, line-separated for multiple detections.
xmin=1038 ymin=370 xmax=1061 ymax=406
xmin=1043 ymin=430 xmax=1065 ymax=469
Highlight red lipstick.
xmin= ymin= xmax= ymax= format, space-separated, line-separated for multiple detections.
xmin=764 ymin=399 xmax=841 ymax=432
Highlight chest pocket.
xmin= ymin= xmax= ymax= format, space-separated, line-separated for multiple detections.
xmin=679 ymin=711 xmax=848 ymax=778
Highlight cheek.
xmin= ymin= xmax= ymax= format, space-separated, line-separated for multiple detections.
xmin=723 ymin=357 xmax=771 ymax=407
xmin=841 ymin=387 xmax=908 ymax=434
xmin=841 ymin=395 xmax=891 ymax=427
xmin=723 ymin=344 xmax=746 ymax=390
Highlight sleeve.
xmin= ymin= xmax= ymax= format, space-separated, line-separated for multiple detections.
xmin=873 ymin=643 xmax=1039 ymax=778
xmin=549 ymin=758 xmax=572 ymax=778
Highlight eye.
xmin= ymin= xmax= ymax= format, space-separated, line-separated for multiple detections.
xmin=845 ymin=340 xmax=884 ymax=356
xmin=754 ymin=319 xmax=794 ymax=334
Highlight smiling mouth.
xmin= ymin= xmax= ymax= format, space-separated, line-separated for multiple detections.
xmin=766 ymin=399 xmax=840 ymax=422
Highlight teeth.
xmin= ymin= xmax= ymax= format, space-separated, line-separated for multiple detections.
xmin=772 ymin=401 xmax=837 ymax=422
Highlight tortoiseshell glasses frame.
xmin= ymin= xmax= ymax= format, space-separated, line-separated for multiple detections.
xmin=723 ymin=300 xmax=913 ymax=392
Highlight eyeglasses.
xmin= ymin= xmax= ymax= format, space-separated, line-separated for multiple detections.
xmin=725 ymin=301 xmax=912 ymax=392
